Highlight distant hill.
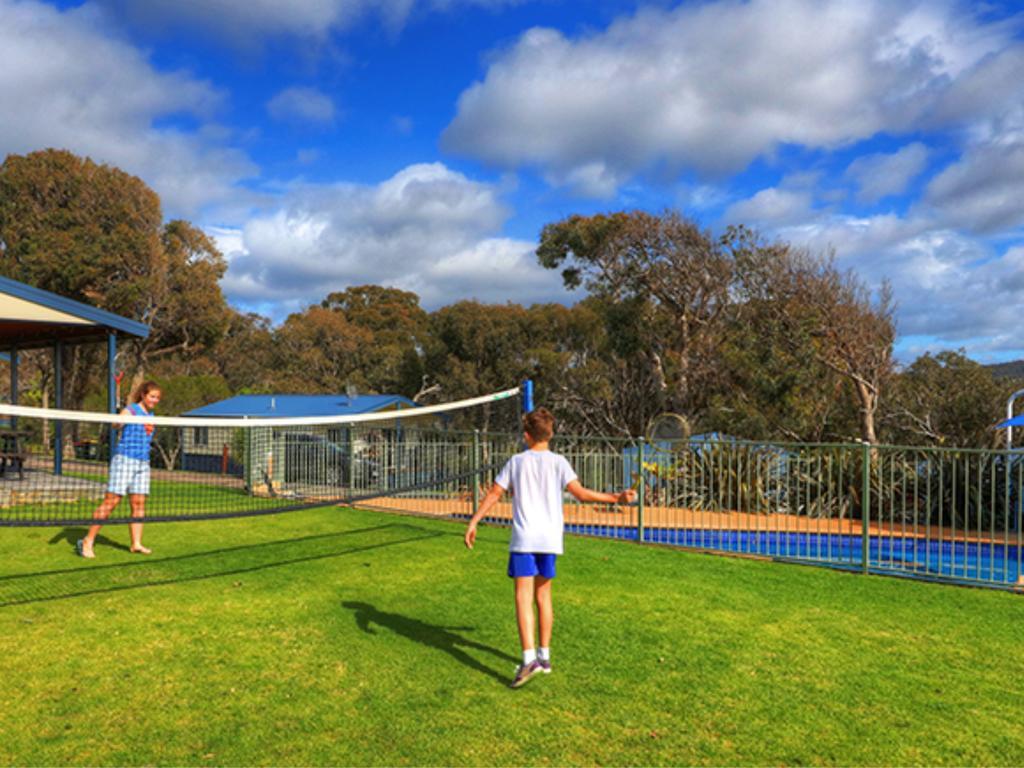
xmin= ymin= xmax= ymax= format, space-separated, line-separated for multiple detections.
xmin=987 ymin=360 xmax=1024 ymax=379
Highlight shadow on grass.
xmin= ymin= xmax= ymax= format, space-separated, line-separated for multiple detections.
xmin=0 ymin=523 xmax=441 ymax=608
xmin=343 ymin=600 xmax=518 ymax=685
xmin=48 ymin=527 xmax=131 ymax=553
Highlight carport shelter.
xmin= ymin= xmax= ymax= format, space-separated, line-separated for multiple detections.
xmin=0 ymin=274 xmax=150 ymax=474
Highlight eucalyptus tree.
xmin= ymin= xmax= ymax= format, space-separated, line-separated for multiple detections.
xmin=730 ymin=227 xmax=895 ymax=445
xmin=537 ymin=210 xmax=733 ymax=424
xmin=0 ymin=149 xmax=231 ymax=401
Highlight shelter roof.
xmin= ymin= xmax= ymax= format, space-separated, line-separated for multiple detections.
xmin=0 ymin=275 xmax=150 ymax=350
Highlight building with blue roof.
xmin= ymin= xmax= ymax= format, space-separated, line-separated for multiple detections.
xmin=183 ymin=393 xmax=416 ymax=418
xmin=180 ymin=393 xmax=419 ymax=477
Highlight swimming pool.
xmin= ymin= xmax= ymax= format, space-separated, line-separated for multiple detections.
xmin=565 ymin=523 xmax=1024 ymax=587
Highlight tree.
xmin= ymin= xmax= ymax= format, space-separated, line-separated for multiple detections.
xmin=0 ymin=149 xmax=163 ymax=305
xmin=733 ymin=230 xmax=895 ymax=444
xmin=538 ymin=211 xmax=733 ymax=421
xmin=425 ymin=301 xmax=535 ymax=430
xmin=530 ymin=298 xmax=668 ymax=438
xmin=213 ymin=311 xmax=278 ymax=394
xmin=321 ymin=285 xmax=429 ymax=397
xmin=0 ymin=149 xmax=164 ymax=409
xmin=882 ymin=350 xmax=1007 ymax=448
xmin=149 ymin=220 xmax=231 ymax=358
xmin=707 ymin=298 xmax=853 ymax=443
xmin=0 ymin=149 xmax=232 ymax=403
xmin=273 ymin=306 xmax=372 ymax=393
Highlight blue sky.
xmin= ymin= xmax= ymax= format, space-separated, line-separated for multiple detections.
xmin=3 ymin=0 xmax=1024 ymax=362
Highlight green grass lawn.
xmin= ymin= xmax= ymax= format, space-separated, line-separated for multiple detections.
xmin=2 ymin=506 xmax=1024 ymax=766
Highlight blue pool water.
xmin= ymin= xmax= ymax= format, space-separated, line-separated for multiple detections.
xmin=564 ymin=523 xmax=1024 ymax=586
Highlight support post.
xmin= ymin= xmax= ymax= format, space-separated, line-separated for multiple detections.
xmin=108 ymin=332 xmax=118 ymax=457
xmin=861 ymin=441 xmax=870 ymax=575
xmin=54 ymin=341 xmax=63 ymax=476
xmin=1007 ymin=389 xmax=1024 ymax=449
xmin=346 ymin=426 xmax=355 ymax=493
xmin=637 ymin=438 xmax=646 ymax=544
xmin=472 ymin=429 xmax=481 ymax=513
xmin=8 ymin=347 xmax=17 ymax=429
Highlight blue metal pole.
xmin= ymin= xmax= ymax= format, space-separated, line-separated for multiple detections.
xmin=108 ymin=332 xmax=118 ymax=457
xmin=522 ymin=379 xmax=534 ymax=414
xmin=54 ymin=341 xmax=63 ymax=476
xmin=8 ymin=347 xmax=16 ymax=429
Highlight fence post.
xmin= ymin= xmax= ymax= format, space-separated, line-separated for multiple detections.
xmin=346 ymin=427 xmax=355 ymax=493
xmin=861 ymin=441 xmax=871 ymax=575
xmin=637 ymin=438 xmax=646 ymax=544
xmin=472 ymin=429 xmax=481 ymax=513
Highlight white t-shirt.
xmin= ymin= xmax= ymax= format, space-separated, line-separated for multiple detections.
xmin=495 ymin=449 xmax=578 ymax=555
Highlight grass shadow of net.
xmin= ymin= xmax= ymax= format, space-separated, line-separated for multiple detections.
xmin=343 ymin=600 xmax=519 ymax=685
xmin=0 ymin=523 xmax=441 ymax=608
xmin=48 ymin=527 xmax=130 ymax=553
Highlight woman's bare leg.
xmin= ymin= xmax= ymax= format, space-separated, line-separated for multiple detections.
xmin=129 ymin=494 xmax=150 ymax=553
xmin=80 ymin=493 xmax=121 ymax=557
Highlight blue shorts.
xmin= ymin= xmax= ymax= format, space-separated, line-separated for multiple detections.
xmin=507 ymin=552 xmax=557 ymax=579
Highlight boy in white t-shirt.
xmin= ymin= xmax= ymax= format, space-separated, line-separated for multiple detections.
xmin=464 ymin=407 xmax=636 ymax=688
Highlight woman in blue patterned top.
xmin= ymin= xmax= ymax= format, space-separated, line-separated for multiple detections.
xmin=77 ymin=381 xmax=162 ymax=559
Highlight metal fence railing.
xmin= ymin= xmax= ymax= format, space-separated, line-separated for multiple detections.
xmin=352 ymin=432 xmax=1024 ymax=590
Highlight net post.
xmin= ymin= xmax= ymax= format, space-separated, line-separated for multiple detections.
xmin=472 ymin=429 xmax=481 ymax=512
xmin=521 ymin=379 xmax=534 ymax=414
xmin=637 ymin=437 xmax=646 ymax=544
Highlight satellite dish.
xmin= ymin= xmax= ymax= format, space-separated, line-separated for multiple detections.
xmin=647 ymin=413 xmax=691 ymax=442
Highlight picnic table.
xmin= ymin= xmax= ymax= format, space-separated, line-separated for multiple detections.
xmin=0 ymin=428 xmax=30 ymax=480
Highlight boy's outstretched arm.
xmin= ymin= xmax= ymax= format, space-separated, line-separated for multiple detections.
xmin=566 ymin=480 xmax=636 ymax=506
xmin=464 ymin=482 xmax=505 ymax=549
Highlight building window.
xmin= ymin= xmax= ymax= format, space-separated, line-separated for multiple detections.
xmin=193 ymin=427 xmax=209 ymax=447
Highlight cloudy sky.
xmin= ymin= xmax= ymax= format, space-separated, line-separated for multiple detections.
xmin=3 ymin=0 xmax=1024 ymax=361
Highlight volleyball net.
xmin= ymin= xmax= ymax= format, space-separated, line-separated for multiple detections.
xmin=0 ymin=387 xmax=523 ymax=526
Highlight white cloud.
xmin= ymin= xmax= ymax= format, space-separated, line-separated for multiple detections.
xmin=207 ymin=225 xmax=247 ymax=260
xmin=724 ymin=187 xmax=814 ymax=226
xmin=443 ymin=0 xmax=1021 ymax=196
xmin=267 ymin=87 xmax=336 ymax=125
xmin=845 ymin=142 xmax=929 ymax=203
xmin=923 ymin=140 xmax=1024 ymax=234
xmin=219 ymin=162 xmax=572 ymax=315
xmin=769 ymin=212 xmax=1024 ymax=354
xmin=0 ymin=0 xmax=255 ymax=216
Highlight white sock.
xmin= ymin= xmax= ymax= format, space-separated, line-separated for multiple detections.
xmin=538 ymin=647 xmax=550 ymax=661
xmin=522 ymin=648 xmax=537 ymax=665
